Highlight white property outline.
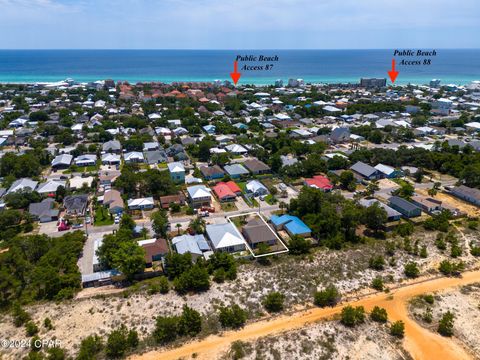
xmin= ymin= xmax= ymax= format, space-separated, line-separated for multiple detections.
xmin=226 ymin=211 xmax=289 ymax=258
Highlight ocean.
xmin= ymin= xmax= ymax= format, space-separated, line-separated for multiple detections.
xmin=0 ymin=49 xmax=479 ymax=85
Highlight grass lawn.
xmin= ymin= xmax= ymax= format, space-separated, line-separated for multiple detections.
xmin=237 ymin=181 xmax=247 ymax=193
xmin=264 ymin=194 xmax=277 ymax=205
xmin=221 ymin=202 xmax=238 ymax=212
xmin=94 ymin=205 xmax=114 ymax=226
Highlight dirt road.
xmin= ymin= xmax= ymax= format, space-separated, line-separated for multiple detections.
xmin=132 ymin=270 xmax=480 ymax=360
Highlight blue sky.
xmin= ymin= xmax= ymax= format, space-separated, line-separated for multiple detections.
xmin=0 ymin=0 xmax=479 ymax=49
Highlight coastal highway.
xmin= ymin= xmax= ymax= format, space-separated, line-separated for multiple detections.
xmin=130 ymin=270 xmax=480 ymax=360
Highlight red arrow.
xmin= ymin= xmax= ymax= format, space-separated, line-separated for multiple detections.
xmin=388 ymin=58 xmax=399 ymax=83
xmin=230 ymin=60 xmax=241 ymax=85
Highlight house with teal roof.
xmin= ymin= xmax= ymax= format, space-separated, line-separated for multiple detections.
xmin=270 ymin=214 xmax=312 ymax=237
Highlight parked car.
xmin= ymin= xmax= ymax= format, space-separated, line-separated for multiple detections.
xmin=58 ymin=221 xmax=70 ymax=232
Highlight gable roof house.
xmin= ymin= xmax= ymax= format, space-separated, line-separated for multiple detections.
xmin=187 ymin=185 xmax=211 ymax=208
xmin=304 ymin=175 xmax=333 ymax=191
xmin=172 ymin=234 xmax=212 ymax=261
xmin=28 ymin=198 xmax=59 ymax=223
xmin=350 ymin=161 xmax=382 ymax=180
xmin=63 ymin=194 xmax=89 ymax=216
xmin=167 ymin=162 xmax=186 ymax=184
xmin=225 ymin=181 xmax=242 ymax=195
xmin=102 ymin=140 xmax=121 ymax=153
xmin=159 ymin=193 xmax=186 ymax=209
xmin=206 ymin=223 xmax=246 ymax=253
xmin=246 ymin=180 xmax=269 ymax=196
xmin=200 ymin=165 xmax=225 ymax=180
xmin=374 ymin=163 xmax=403 ymax=178
xmin=242 ymin=217 xmax=277 ymax=248
xmin=359 ymin=198 xmax=401 ymax=222
xmin=103 ymin=189 xmax=125 ymax=214
xmin=451 ymin=185 xmax=480 ymax=206
xmin=213 ymin=182 xmax=237 ymax=202
xmin=225 ymin=144 xmax=248 ymax=155
xmin=7 ymin=178 xmax=38 ymax=194
xmin=145 ymin=150 xmax=168 ymax=165
xmin=74 ymin=154 xmax=97 ymax=167
xmin=330 ymin=127 xmax=350 ymax=144
xmin=36 ymin=180 xmax=66 ymax=195
xmin=101 ymin=153 xmax=121 ymax=165
xmin=51 ymin=154 xmax=73 ymax=169
xmin=127 ymin=197 xmax=154 ymax=210
xmin=270 ymin=214 xmax=312 ymax=237
xmin=124 ymin=151 xmax=145 ymax=164
xmin=223 ymin=163 xmax=249 ymax=179
xmin=388 ymin=196 xmax=422 ymax=218
xmin=138 ymin=238 xmax=169 ymax=267
xmin=243 ymin=159 xmax=271 ymax=175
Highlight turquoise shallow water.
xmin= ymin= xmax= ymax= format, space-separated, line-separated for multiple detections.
xmin=0 ymin=49 xmax=479 ymax=85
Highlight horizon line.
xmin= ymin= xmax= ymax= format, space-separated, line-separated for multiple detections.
xmin=1 ymin=48 xmax=480 ymax=51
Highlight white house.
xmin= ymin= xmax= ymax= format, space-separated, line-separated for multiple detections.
xmin=187 ymin=185 xmax=211 ymax=208
xmin=127 ymin=197 xmax=155 ymax=210
xmin=206 ymin=223 xmax=246 ymax=253
xmin=246 ymin=180 xmax=268 ymax=197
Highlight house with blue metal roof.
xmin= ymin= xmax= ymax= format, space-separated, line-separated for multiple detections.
xmin=270 ymin=214 xmax=312 ymax=237
xmin=223 ymin=163 xmax=249 ymax=178
xmin=172 ymin=234 xmax=212 ymax=261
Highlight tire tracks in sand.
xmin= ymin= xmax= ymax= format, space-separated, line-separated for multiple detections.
xmin=132 ymin=270 xmax=480 ymax=360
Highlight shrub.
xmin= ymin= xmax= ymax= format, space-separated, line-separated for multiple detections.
xmin=390 ymin=320 xmax=405 ymax=338
xmin=25 ymin=321 xmax=39 ymax=337
xmin=422 ymin=308 xmax=433 ymax=323
xmin=471 ymin=246 xmax=480 ymax=257
xmin=218 ymin=304 xmax=248 ymax=329
xmin=439 ymin=260 xmax=464 ymax=276
xmin=420 ymin=245 xmax=428 ymax=258
xmin=153 ymin=316 xmax=179 ymax=344
xmin=340 ymin=306 xmax=365 ymax=327
xmin=313 ymin=285 xmax=340 ymax=307
xmin=450 ymin=243 xmax=462 ymax=258
xmin=370 ymin=306 xmax=388 ymax=323
xmin=369 ymin=255 xmax=385 ymax=270
xmin=43 ymin=317 xmax=53 ymax=330
xmin=177 ymin=305 xmax=202 ymax=337
xmin=395 ymin=222 xmax=414 ymax=237
xmin=438 ymin=311 xmax=454 ymax=337
xmin=12 ymin=303 xmax=31 ymax=327
xmin=77 ymin=335 xmax=103 ymax=360
xmin=213 ymin=268 xmax=226 ymax=283
xmin=106 ymin=327 xmax=128 ymax=358
xmin=158 ymin=276 xmax=170 ymax=294
xmin=423 ymin=294 xmax=434 ymax=304
xmin=404 ymin=262 xmax=420 ymax=278
xmin=371 ymin=277 xmax=384 ymax=291
xmin=288 ymin=235 xmax=310 ymax=255
xmin=262 ymin=292 xmax=285 ymax=313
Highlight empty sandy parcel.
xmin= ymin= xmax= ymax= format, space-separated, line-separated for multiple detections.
xmin=132 ymin=270 xmax=480 ymax=360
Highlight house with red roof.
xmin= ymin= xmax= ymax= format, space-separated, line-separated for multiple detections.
xmin=304 ymin=175 xmax=333 ymax=191
xmin=213 ymin=182 xmax=237 ymax=202
xmin=225 ymin=181 xmax=242 ymax=195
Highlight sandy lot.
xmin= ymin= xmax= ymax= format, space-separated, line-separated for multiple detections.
xmin=0 ymin=225 xmax=478 ymax=359
xmin=409 ymin=283 xmax=480 ymax=359
xmin=134 ymin=270 xmax=480 ymax=360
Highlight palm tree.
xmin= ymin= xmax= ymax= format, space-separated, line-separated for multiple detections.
xmin=279 ymin=201 xmax=287 ymax=214
xmin=189 ymin=217 xmax=206 ymax=234
xmin=140 ymin=226 xmax=148 ymax=239
xmin=176 ymin=223 xmax=182 ymax=235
